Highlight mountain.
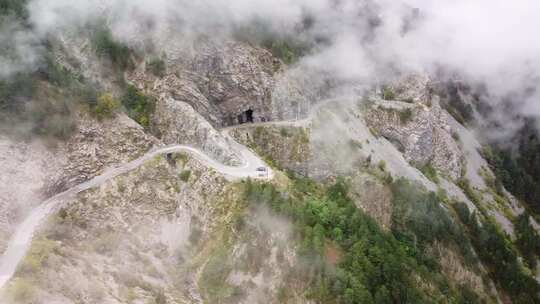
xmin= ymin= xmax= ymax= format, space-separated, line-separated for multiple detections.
xmin=0 ymin=1 xmax=539 ymax=304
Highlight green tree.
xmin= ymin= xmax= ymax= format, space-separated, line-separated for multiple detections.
xmin=94 ymin=93 xmax=120 ymax=120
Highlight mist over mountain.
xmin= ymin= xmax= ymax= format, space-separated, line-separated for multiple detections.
xmin=0 ymin=1 xmax=539 ymax=304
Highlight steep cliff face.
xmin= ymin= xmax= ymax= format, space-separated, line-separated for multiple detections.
xmin=230 ymin=124 xmax=312 ymax=177
xmin=127 ymin=40 xmax=276 ymax=128
xmin=49 ymin=112 xmax=158 ymax=194
xmin=364 ymin=99 xmax=463 ymax=180
xmin=152 ymin=97 xmax=242 ymax=166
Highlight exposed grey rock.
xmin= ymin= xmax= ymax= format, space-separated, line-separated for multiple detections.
xmin=364 ymin=98 xmax=463 ymax=180
xmin=384 ymin=73 xmax=432 ymax=104
xmin=129 ymin=40 xmax=277 ymax=128
xmin=48 ymin=112 xmax=159 ymax=194
xmin=152 ymin=97 xmax=242 ymax=166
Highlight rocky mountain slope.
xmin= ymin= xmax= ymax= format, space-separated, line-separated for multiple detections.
xmin=0 ymin=3 xmax=539 ymax=304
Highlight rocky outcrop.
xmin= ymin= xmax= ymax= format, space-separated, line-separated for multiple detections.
xmin=384 ymin=73 xmax=432 ymax=105
xmin=152 ymin=97 xmax=242 ymax=166
xmin=188 ymin=41 xmax=276 ymax=125
xmin=230 ymin=125 xmax=311 ymax=176
xmin=48 ymin=112 xmax=158 ymax=194
xmin=128 ymin=40 xmax=277 ymax=128
xmin=364 ymin=99 xmax=463 ymax=180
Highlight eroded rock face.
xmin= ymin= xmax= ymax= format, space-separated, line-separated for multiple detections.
xmin=364 ymin=100 xmax=463 ymax=180
xmin=128 ymin=40 xmax=277 ymax=128
xmin=48 ymin=112 xmax=158 ymax=194
xmin=230 ymin=125 xmax=311 ymax=177
xmin=152 ymin=97 xmax=242 ymax=165
xmin=385 ymin=73 xmax=432 ymax=105
xmin=189 ymin=41 xmax=276 ymax=125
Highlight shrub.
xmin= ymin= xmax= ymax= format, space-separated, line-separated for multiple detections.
xmin=92 ymin=26 xmax=133 ymax=70
xmin=8 ymin=278 xmax=35 ymax=302
xmin=382 ymin=86 xmax=395 ymax=100
xmin=280 ymin=127 xmax=291 ymax=137
xmin=391 ymin=178 xmax=476 ymax=266
xmin=121 ymin=85 xmax=155 ymax=128
xmin=94 ymin=93 xmax=120 ymax=120
xmin=0 ymin=72 xmax=35 ymax=113
xmin=457 ymin=178 xmax=483 ymax=208
xmin=200 ymin=246 xmax=235 ymax=301
xmin=263 ymin=39 xmax=307 ymax=65
xmin=179 ymin=170 xmax=191 ymax=182
xmin=398 ymin=108 xmax=413 ymax=124
xmin=419 ymin=163 xmax=439 ymax=184
xmin=146 ymin=58 xmax=166 ymax=78
xmin=402 ymin=97 xmax=414 ymax=103
xmin=482 ymin=133 xmax=540 ymax=214
xmin=17 ymin=237 xmax=58 ymax=275
xmin=452 ymin=131 xmax=460 ymax=142
xmin=348 ymin=139 xmax=363 ymax=150
xmin=452 ymin=201 xmax=472 ymax=226
xmin=442 ymin=83 xmax=474 ymax=124
xmin=378 ymin=160 xmax=386 ymax=171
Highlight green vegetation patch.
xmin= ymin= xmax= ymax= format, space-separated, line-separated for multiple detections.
xmin=7 ymin=278 xmax=35 ymax=302
xmin=398 ymin=108 xmax=413 ymax=124
xmin=418 ymin=163 xmax=439 ymax=184
xmin=0 ymin=51 xmax=100 ymax=140
xmin=481 ymin=141 xmax=540 ymax=215
xmin=514 ymin=213 xmax=540 ymax=269
xmin=391 ymin=179 xmax=476 ymax=268
xmin=452 ymin=203 xmax=540 ymax=303
xmin=91 ymin=25 xmax=133 ymax=71
xmin=93 ymin=93 xmax=121 ymax=120
xmin=146 ymin=57 xmax=166 ymax=78
xmin=121 ymin=85 xmax=155 ymax=128
xmin=381 ymin=86 xmax=395 ymax=101
xmin=242 ymin=177 xmax=482 ymax=303
xmin=179 ymin=170 xmax=191 ymax=182
xmin=16 ymin=237 xmax=59 ymax=276
xmin=0 ymin=0 xmax=29 ymax=19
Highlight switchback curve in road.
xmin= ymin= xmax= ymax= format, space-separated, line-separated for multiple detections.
xmin=0 ymin=142 xmax=272 ymax=291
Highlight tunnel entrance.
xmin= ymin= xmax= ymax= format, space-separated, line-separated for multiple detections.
xmin=236 ymin=109 xmax=254 ymax=124
xmin=245 ymin=109 xmax=254 ymax=123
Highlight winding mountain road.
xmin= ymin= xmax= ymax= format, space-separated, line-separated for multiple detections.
xmin=0 ymin=140 xmax=272 ymax=290
xmin=0 ymin=96 xmax=354 ymax=291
